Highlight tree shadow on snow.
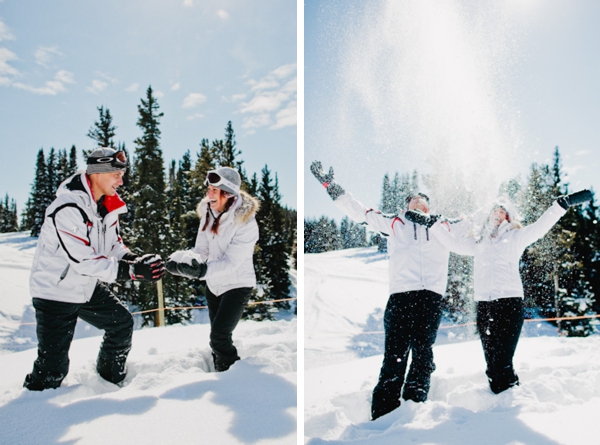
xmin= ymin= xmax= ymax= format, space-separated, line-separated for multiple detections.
xmin=348 ymin=308 xmax=384 ymax=359
xmin=161 ymin=361 xmax=296 ymax=443
xmin=0 ymin=385 xmax=157 ymax=444
xmin=307 ymin=402 xmax=562 ymax=445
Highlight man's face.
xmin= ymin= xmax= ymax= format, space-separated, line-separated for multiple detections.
xmin=91 ymin=171 xmax=124 ymax=198
xmin=489 ymin=206 xmax=508 ymax=227
xmin=408 ymin=195 xmax=429 ymax=213
xmin=206 ymin=185 xmax=230 ymax=212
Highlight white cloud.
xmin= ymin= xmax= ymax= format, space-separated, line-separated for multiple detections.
xmin=248 ymin=77 xmax=280 ymax=92
xmin=217 ymin=9 xmax=229 ymax=20
xmin=10 ymin=70 xmax=74 ymax=95
xmin=237 ymin=63 xmax=297 ymax=133
xmin=125 ymin=83 xmax=139 ymax=92
xmin=55 ymin=70 xmax=74 ymax=84
xmin=182 ymin=92 xmax=207 ymax=108
xmin=171 ymin=82 xmax=181 ymax=91
xmin=271 ymin=100 xmax=297 ymax=129
xmin=183 ymin=0 xmax=193 ymax=7
xmin=242 ymin=113 xmax=271 ymax=129
xmin=98 ymin=72 xmax=119 ymax=84
xmin=86 ymin=79 xmax=108 ymax=94
xmin=186 ymin=113 xmax=204 ymax=121
xmin=271 ymin=63 xmax=296 ymax=79
xmin=0 ymin=47 xmax=19 ymax=76
xmin=34 ymin=46 xmax=63 ymax=67
xmin=0 ymin=19 xmax=15 ymax=42
xmin=154 ymin=90 xmax=165 ymax=98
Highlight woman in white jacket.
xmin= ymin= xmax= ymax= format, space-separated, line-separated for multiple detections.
xmin=406 ymin=190 xmax=591 ymax=394
xmin=166 ymin=167 xmax=260 ymax=372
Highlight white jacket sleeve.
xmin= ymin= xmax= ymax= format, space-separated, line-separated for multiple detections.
xmin=204 ymin=219 xmax=259 ymax=280
xmin=108 ymin=220 xmax=132 ymax=260
xmin=52 ymin=206 xmax=120 ymax=282
xmin=334 ymin=192 xmax=400 ymax=236
xmin=430 ymin=222 xmax=477 ymax=256
xmin=193 ymin=219 xmax=210 ymax=262
xmin=513 ymin=201 xmax=567 ymax=251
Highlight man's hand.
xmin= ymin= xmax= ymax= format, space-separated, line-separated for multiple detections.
xmin=310 ymin=160 xmax=345 ymax=200
xmin=118 ymin=253 xmax=165 ymax=282
xmin=405 ymin=210 xmax=439 ymax=228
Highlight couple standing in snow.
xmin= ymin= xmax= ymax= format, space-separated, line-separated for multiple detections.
xmin=310 ymin=160 xmax=592 ymax=421
xmin=24 ymin=147 xmax=259 ymax=391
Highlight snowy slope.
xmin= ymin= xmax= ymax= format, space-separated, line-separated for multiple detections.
xmin=305 ymin=247 xmax=600 ymax=444
xmin=0 ymin=232 xmax=297 ymax=444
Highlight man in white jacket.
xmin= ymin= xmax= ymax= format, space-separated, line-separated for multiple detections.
xmin=310 ymin=161 xmax=460 ymax=420
xmin=24 ymin=148 xmax=165 ymax=391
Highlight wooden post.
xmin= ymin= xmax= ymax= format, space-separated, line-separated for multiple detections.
xmin=156 ymin=279 xmax=165 ymax=327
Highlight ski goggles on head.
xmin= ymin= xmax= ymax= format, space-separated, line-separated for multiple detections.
xmin=87 ymin=150 xmax=128 ymax=169
xmin=406 ymin=193 xmax=430 ymax=204
xmin=204 ymin=170 xmax=239 ymax=193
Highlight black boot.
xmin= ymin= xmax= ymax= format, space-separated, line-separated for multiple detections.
xmin=212 ymin=352 xmax=240 ymax=372
xmin=371 ymin=377 xmax=402 ymax=420
xmin=97 ymin=354 xmax=128 ymax=385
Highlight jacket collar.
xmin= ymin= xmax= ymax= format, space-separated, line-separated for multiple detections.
xmin=61 ymin=171 xmax=127 ymax=217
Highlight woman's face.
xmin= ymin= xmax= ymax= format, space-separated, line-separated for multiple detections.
xmin=489 ymin=206 xmax=508 ymax=227
xmin=206 ymin=186 xmax=229 ymax=212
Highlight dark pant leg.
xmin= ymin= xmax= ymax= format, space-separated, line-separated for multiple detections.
xmin=205 ymin=286 xmax=252 ymax=371
xmin=77 ymin=283 xmax=133 ymax=384
xmin=477 ymin=298 xmax=524 ymax=394
xmin=403 ymin=290 xmax=443 ymax=402
xmin=372 ymin=292 xmax=415 ymax=419
xmin=25 ymin=298 xmax=79 ymax=390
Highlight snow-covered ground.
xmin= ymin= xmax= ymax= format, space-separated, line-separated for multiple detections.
xmin=0 ymin=232 xmax=297 ymax=444
xmin=305 ymin=247 xmax=600 ymax=444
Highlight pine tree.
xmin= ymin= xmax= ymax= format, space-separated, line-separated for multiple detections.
xmin=87 ymin=105 xmax=116 ymax=148
xmin=304 ymin=217 xmax=341 ymax=253
xmin=129 ymin=86 xmax=177 ymax=325
xmin=250 ymin=166 xmax=292 ymax=316
xmin=0 ymin=195 xmax=15 ymax=233
xmin=28 ymin=149 xmax=50 ymax=237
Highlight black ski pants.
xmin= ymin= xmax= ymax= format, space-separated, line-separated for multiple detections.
xmin=476 ymin=297 xmax=524 ymax=394
xmin=374 ymin=290 xmax=443 ymax=404
xmin=206 ymin=286 xmax=252 ymax=371
xmin=26 ymin=283 xmax=133 ymax=390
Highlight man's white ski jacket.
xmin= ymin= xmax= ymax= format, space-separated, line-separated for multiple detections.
xmin=29 ymin=172 xmax=131 ymax=303
xmin=334 ymin=192 xmax=453 ymax=297
xmin=193 ymin=191 xmax=260 ymax=296
xmin=430 ymin=201 xmax=566 ymax=301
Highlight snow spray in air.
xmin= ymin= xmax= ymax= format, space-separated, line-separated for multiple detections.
xmin=335 ymin=0 xmax=526 ymax=216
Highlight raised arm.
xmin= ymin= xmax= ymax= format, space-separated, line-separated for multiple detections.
xmin=310 ymin=160 xmax=402 ymax=236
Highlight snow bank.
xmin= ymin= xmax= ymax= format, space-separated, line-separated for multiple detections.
xmin=305 ymin=247 xmax=600 ymax=444
xmin=0 ymin=232 xmax=297 ymax=444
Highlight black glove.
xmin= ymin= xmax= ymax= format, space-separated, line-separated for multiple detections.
xmin=405 ymin=210 xmax=440 ymax=228
xmin=556 ymin=189 xmax=593 ymax=210
xmin=310 ymin=160 xmax=345 ymax=200
xmin=118 ymin=253 xmax=165 ymax=282
xmin=166 ymin=259 xmax=207 ymax=280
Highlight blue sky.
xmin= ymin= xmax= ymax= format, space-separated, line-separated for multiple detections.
xmin=0 ymin=0 xmax=297 ymax=212
xmin=305 ymin=0 xmax=600 ymax=220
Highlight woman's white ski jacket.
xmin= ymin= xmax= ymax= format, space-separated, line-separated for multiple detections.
xmin=29 ymin=172 xmax=132 ymax=304
xmin=430 ymin=201 xmax=566 ymax=301
xmin=193 ymin=191 xmax=260 ymax=296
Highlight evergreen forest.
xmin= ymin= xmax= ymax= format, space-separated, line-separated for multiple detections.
xmin=305 ymin=148 xmax=600 ymax=337
xmin=2 ymin=86 xmax=296 ymax=325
